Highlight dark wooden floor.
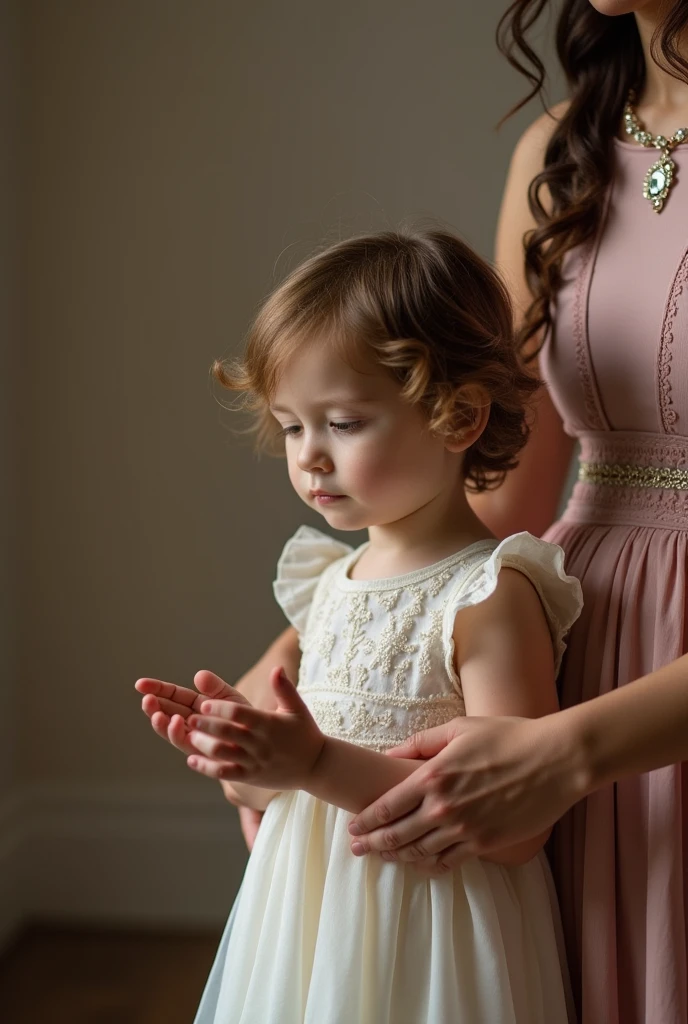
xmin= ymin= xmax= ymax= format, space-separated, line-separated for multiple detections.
xmin=0 ymin=926 xmax=222 ymax=1024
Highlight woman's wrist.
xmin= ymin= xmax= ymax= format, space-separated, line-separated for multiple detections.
xmin=539 ymin=705 xmax=598 ymax=807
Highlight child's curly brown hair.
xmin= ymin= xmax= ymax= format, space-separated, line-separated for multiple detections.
xmin=214 ymin=228 xmax=540 ymax=492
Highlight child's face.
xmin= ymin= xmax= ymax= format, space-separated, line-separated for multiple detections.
xmin=269 ymin=340 xmax=464 ymax=533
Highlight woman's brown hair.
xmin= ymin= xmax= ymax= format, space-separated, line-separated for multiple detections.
xmin=213 ymin=229 xmax=540 ymax=491
xmin=497 ymin=0 xmax=688 ymax=355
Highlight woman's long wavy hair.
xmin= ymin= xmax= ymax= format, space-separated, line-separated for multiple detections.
xmin=497 ymin=0 xmax=688 ymax=357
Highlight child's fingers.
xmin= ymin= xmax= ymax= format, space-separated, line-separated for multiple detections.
xmin=152 ymin=695 xmax=197 ymax=719
xmin=141 ymin=694 xmax=162 ymax=718
xmin=194 ymin=670 xmax=247 ymax=702
xmin=270 ymin=667 xmax=306 ymax=714
xmin=135 ymin=678 xmax=201 ymax=709
xmin=198 ymin=700 xmax=258 ymax=727
xmin=188 ymin=728 xmax=256 ymax=767
xmin=187 ymin=753 xmax=246 ymax=781
xmin=189 ymin=716 xmax=261 ymax=753
xmin=150 ymin=710 xmax=171 ymax=738
xmin=149 ymin=709 xmax=197 ymax=754
xmin=168 ymin=714 xmax=197 ymax=753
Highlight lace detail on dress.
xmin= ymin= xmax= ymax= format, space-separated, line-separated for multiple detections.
xmin=658 ymin=246 xmax=688 ymax=434
xmin=579 ymin=431 xmax=688 ymax=469
xmin=298 ymin=566 xmax=468 ymax=751
xmin=573 ymin=241 xmax=607 ymax=432
xmin=566 ymin=482 xmax=688 ymax=529
xmin=306 ymin=695 xmax=463 ymax=752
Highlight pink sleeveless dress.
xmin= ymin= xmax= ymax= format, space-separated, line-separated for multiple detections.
xmin=542 ymin=138 xmax=688 ymax=1024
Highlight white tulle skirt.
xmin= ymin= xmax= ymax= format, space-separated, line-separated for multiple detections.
xmin=194 ymin=791 xmax=573 ymax=1024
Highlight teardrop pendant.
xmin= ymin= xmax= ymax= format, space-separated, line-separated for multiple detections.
xmin=642 ymin=152 xmax=676 ymax=213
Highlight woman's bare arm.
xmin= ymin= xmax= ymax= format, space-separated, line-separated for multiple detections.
xmin=469 ymin=104 xmax=575 ymax=540
xmin=566 ymin=652 xmax=688 ymax=788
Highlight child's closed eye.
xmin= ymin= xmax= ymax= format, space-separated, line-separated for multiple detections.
xmin=330 ymin=420 xmax=365 ymax=434
xmin=276 ymin=420 xmax=366 ymax=439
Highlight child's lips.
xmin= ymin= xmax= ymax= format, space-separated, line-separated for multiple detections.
xmin=310 ymin=491 xmax=347 ymax=505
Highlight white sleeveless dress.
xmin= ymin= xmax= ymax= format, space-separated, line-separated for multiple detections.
xmin=194 ymin=527 xmax=583 ymax=1024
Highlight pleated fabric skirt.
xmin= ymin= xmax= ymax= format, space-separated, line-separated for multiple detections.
xmin=194 ymin=789 xmax=572 ymax=1024
xmin=547 ymin=478 xmax=688 ymax=1024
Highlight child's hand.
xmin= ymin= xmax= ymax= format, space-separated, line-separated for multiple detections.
xmin=135 ymin=670 xmax=251 ymax=754
xmin=186 ymin=667 xmax=324 ymax=791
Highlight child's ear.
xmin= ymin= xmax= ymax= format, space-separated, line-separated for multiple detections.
xmin=442 ymin=384 xmax=491 ymax=454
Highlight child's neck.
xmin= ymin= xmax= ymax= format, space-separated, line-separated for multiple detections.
xmin=351 ymin=481 xmax=495 ymax=581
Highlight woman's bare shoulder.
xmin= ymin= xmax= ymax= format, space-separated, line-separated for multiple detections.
xmin=496 ymin=100 xmax=571 ymax=277
xmin=510 ymin=100 xmax=571 ymax=178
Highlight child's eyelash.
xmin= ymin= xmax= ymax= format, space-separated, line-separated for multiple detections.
xmin=276 ymin=421 xmax=365 ymax=438
xmin=331 ymin=420 xmax=365 ymax=434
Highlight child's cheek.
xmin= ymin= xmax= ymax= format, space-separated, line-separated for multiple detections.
xmin=287 ymin=455 xmax=305 ymax=497
xmin=349 ymin=438 xmax=409 ymax=500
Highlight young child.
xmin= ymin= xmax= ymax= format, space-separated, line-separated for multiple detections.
xmin=142 ymin=229 xmax=581 ymax=1023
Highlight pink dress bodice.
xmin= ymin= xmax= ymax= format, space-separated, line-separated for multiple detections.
xmin=544 ymin=140 xmax=688 ymax=438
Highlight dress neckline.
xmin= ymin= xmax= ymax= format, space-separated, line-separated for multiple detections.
xmin=613 ymin=136 xmax=688 ymax=155
xmin=337 ymin=539 xmax=497 ymax=592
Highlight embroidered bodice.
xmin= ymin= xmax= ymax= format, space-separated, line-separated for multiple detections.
xmin=273 ymin=527 xmax=582 ymax=752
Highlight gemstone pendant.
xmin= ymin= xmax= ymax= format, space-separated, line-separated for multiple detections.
xmin=643 ymin=152 xmax=676 ymax=212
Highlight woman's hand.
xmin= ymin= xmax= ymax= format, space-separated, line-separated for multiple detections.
xmin=347 ymin=714 xmax=589 ymax=874
xmin=186 ymin=667 xmax=325 ymax=791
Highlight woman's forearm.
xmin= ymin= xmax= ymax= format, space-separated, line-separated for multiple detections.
xmin=567 ymin=653 xmax=688 ymax=794
xmin=304 ymin=736 xmax=422 ymax=814
xmin=235 ymin=626 xmax=301 ymax=710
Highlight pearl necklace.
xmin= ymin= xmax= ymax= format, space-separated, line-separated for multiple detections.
xmin=623 ymin=91 xmax=688 ymax=212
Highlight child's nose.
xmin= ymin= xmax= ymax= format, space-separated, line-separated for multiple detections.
xmin=296 ymin=438 xmax=333 ymax=474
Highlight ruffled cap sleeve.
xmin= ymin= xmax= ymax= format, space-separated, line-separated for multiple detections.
xmin=443 ymin=532 xmax=583 ymax=676
xmin=273 ymin=525 xmax=354 ymax=636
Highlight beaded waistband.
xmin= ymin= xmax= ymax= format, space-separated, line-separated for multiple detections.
xmin=578 ymin=461 xmax=688 ymax=490
xmin=563 ymin=431 xmax=688 ymax=530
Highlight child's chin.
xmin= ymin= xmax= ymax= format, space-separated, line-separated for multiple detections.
xmin=317 ymin=507 xmax=367 ymax=532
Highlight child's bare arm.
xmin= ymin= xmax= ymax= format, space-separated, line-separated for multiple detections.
xmin=452 ymin=567 xmax=559 ymax=865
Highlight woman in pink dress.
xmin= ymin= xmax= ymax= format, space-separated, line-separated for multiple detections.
xmin=139 ymin=1 xmax=688 ymax=1022
xmin=347 ymin=3 xmax=688 ymax=1022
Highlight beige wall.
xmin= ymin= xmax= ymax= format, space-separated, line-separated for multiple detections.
xmin=10 ymin=0 xmax=562 ymax=926
xmin=0 ymin=0 xmax=20 ymax=934
xmin=0 ymin=1 xmax=19 ymax=788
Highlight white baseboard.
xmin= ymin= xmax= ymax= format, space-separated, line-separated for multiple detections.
xmin=1 ymin=782 xmax=249 ymax=941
